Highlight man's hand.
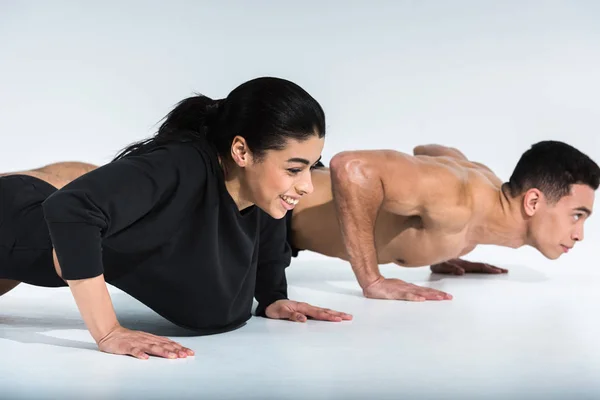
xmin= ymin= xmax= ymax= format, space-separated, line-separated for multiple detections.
xmin=265 ymin=300 xmax=353 ymax=323
xmin=362 ymin=277 xmax=453 ymax=301
xmin=430 ymin=259 xmax=508 ymax=275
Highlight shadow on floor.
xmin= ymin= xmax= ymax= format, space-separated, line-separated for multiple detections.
xmin=285 ymin=261 xmax=549 ymax=298
xmin=0 ymin=292 xmax=216 ymax=353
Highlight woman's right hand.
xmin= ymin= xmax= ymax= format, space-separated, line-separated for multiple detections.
xmin=97 ymin=325 xmax=195 ymax=360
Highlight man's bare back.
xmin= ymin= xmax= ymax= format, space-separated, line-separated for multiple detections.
xmin=291 ymin=145 xmax=502 ymax=267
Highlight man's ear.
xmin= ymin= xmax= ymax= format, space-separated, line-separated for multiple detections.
xmin=523 ymin=188 xmax=543 ymax=216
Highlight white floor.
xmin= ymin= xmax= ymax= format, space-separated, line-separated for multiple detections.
xmin=2 ymin=254 xmax=600 ymax=400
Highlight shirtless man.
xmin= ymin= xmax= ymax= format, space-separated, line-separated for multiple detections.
xmin=287 ymin=140 xmax=599 ymax=301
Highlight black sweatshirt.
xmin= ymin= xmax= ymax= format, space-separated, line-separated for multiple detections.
xmin=41 ymin=136 xmax=290 ymax=334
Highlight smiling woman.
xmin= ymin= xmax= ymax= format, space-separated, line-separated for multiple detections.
xmin=244 ymin=138 xmax=325 ymax=217
xmin=0 ymin=76 xmax=352 ymax=360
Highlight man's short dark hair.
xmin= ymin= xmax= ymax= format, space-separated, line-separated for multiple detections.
xmin=505 ymin=140 xmax=600 ymax=203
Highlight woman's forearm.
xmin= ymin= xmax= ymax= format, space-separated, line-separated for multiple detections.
xmin=67 ymin=275 xmax=120 ymax=343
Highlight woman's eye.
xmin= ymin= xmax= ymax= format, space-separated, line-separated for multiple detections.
xmin=287 ymin=168 xmax=301 ymax=174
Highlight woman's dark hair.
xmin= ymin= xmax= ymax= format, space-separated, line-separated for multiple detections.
xmin=114 ymin=77 xmax=326 ymax=161
xmin=504 ymin=140 xmax=600 ymax=203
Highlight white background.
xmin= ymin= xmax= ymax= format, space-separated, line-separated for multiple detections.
xmin=1 ymin=1 xmax=600 ymax=399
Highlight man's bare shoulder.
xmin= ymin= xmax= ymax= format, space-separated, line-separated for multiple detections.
xmin=412 ymin=144 xmax=502 ymax=186
xmin=328 ymin=149 xmax=504 ymax=230
xmin=330 ymin=149 xmax=470 ymax=209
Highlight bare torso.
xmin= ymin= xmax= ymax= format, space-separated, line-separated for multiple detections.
xmin=290 ymin=157 xmax=503 ymax=267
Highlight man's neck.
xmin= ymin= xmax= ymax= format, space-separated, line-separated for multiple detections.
xmin=469 ymin=186 xmax=530 ymax=249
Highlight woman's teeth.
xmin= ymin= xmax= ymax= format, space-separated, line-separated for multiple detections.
xmin=281 ymin=195 xmax=298 ymax=205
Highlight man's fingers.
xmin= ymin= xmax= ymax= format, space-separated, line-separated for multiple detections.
xmin=402 ymin=292 xmax=426 ymax=302
xmin=431 ymin=263 xmax=465 ymax=275
xmin=447 ymin=262 xmax=466 ymax=275
xmin=416 ymin=287 xmax=453 ymax=300
xmin=486 ymin=267 xmax=503 ymax=274
xmin=488 ymin=264 xmax=509 ymax=273
xmin=413 ymin=291 xmax=443 ymax=300
xmin=478 ymin=263 xmax=508 ymax=274
xmin=433 ymin=261 xmax=509 ymax=275
xmin=430 ymin=263 xmax=452 ymax=273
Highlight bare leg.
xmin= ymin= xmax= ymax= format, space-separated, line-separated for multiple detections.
xmin=0 ymin=161 xmax=98 ymax=190
xmin=0 ymin=161 xmax=98 ymax=296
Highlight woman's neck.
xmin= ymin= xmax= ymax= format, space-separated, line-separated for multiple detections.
xmin=220 ymin=158 xmax=254 ymax=211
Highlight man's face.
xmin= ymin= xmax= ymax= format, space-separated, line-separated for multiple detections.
xmin=528 ymin=184 xmax=595 ymax=259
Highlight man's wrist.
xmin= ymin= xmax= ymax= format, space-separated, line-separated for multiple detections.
xmin=358 ymin=272 xmax=384 ymax=290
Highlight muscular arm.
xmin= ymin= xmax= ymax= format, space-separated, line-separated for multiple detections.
xmin=329 ymin=152 xmax=386 ymax=288
xmin=329 ymin=150 xmax=464 ymax=293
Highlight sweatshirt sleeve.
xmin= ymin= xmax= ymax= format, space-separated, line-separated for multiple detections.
xmin=254 ymin=212 xmax=291 ymax=317
xmin=41 ymin=144 xmax=206 ymax=280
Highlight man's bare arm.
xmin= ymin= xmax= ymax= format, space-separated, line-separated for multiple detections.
xmin=329 ymin=150 xmax=459 ymax=300
xmin=329 ymin=151 xmax=387 ymax=288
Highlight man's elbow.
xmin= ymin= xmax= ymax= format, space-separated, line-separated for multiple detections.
xmin=329 ymin=152 xmax=379 ymax=190
xmin=330 ymin=152 xmax=364 ymax=179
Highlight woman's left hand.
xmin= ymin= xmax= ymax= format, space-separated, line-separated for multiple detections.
xmin=265 ymin=300 xmax=353 ymax=323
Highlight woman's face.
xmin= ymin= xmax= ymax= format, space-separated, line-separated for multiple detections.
xmin=239 ymin=134 xmax=325 ymax=219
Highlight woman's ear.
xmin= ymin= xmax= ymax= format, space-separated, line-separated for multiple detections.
xmin=230 ymin=136 xmax=250 ymax=167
